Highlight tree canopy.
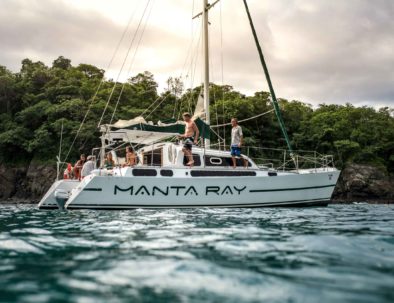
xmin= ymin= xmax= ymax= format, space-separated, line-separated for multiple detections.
xmin=0 ymin=57 xmax=393 ymax=174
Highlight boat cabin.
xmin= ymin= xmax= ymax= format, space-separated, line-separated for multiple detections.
xmin=137 ymin=143 xmax=257 ymax=169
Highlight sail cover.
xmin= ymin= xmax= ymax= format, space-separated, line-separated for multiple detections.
xmin=192 ymin=94 xmax=205 ymax=120
xmin=105 ymin=116 xmax=210 ymax=145
xmin=104 ymin=128 xmax=176 ymax=145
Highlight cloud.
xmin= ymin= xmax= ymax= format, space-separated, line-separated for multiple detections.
xmin=0 ymin=0 xmax=393 ymax=107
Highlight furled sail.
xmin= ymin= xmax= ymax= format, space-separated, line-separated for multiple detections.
xmin=104 ymin=115 xmax=210 ymax=145
xmin=192 ymin=93 xmax=205 ymax=120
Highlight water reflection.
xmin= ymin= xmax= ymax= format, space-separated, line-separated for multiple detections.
xmin=0 ymin=204 xmax=393 ymax=302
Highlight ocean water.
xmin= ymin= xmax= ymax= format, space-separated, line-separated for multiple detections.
xmin=0 ymin=204 xmax=393 ymax=303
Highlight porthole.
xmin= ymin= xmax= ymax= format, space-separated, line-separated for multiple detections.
xmin=209 ymin=157 xmax=222 ymax=165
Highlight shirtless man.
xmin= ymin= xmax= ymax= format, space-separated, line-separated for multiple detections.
xmin=179 ymin=112 xmax=199 ymax=166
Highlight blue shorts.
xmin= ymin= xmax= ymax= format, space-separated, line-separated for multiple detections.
xmin=231 ymin=145 xmax=241 ymax=157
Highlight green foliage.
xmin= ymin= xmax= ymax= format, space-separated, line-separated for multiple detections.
xmin=0 ymin=56 xmax=393 ymax=175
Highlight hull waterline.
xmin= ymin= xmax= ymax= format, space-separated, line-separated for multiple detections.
xmin=45 ymin=168 xmax=340 ymax=210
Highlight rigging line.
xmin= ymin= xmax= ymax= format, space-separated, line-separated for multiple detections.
xmin=121 ymin=87 xmax=161 ymax=119
xmin=174 ymin=94 xmax=180 ymax=120
xmin=188 ymin=20 xmax=203 ymax=113
xmin=209 ymin=125 xmax=224 ymax=141
xmin=173 ymin=0 xmax=196 ymax=118
xmin=61 ymin=4 xmax=140 ymax=166
xmin=144 ymin=92 xmax=172 ymax=120
xmin=106 ymin=3 xmax=141 ymax=79
xmin=58 ymin=120 xmax=63 ymax=161
xmin=207 ymin=22 xmax=220 ymax=149
xmin=172 ymin=88 xmax=178 ymax=118
xmin=98 ymin=0 xmax=152 ymax=128
xmin=110 ymin=0 xmax=155 ymax=125
xmin=190 ymin=17 xmax=203 ymax=110
xmin=177 ymin=6 xmax=202 ymax=120
xmin=219 ymin=0 xmax=226 ymax=148
xmin=179 ymin=21 xmax=202 ymax=120
xmin=210 ymin=109 xmax=274 ymax=128
xmin=141 ymin=95 xmax=163 ymax=118
xmin=188 ymin=4 xmax=202 ymax=115
xmin=180 ymin=0 xmax=196 ymax=79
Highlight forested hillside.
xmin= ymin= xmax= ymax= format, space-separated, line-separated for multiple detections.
xmin=0 ymin=57 xmax=393 ymax=174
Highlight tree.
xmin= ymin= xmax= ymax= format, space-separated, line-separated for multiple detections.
xmin=52 ymin=56 xmax=71 ymax=70
xmin=0 ymin=57 xmax=393 ymax=177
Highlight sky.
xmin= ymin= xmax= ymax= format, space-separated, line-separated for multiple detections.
xmin=1 ymin=0 xmax=393 ymax=108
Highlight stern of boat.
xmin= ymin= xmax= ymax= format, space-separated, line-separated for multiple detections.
xmin=38 ymin=179 xmax=80 ymax=209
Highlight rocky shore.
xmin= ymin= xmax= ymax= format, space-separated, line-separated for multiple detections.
xmin=332 ymin=164 xmax=394 ymax=203
xmin=0 ymin=162 xmax=393 ymax=204
xmin=0 ymin=163 xmax=57 ymax=204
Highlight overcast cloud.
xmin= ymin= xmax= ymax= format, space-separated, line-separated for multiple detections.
xmin=1 ymin=0 xmax=393 ymax=107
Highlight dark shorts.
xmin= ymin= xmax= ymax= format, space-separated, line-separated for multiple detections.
xmin=231 ymin=145 xmax=241 ymax=157
xmin=183 ymin=137 xmax=194 ymax=151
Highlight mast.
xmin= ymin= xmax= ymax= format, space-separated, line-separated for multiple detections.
xmin=202 ymin=0 xmax=210 ymax=148
xmin=242 ymin=0 xmax=294 ymax=156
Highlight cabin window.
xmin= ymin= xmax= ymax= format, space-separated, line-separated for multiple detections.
xmin=143 ymin=148 xmax=163 ymax=166
xmin=132 ymin=169 xmax=157 ymax=176
xmin=183 ymin=154 xmax=201 ymax=166
xmin=191 ymin=170 xmax=256 ymax=177
xmin=160 ymin=169 xmax=173 ymax=177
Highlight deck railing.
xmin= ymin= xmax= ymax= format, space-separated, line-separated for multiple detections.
xmin=93 ymin=141 xmax=335 ymax=172
xmin=244 ymin=146 xmax=335 ymax=172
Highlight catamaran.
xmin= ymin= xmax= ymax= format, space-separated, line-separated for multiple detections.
xmin=38 ymin=0 xmax=340 ymax=210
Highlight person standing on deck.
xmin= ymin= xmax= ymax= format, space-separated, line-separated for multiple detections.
xmin=230 ymin=118 xmax=246 ymax=168
xmin=81 ymin=155 xmax=95 ymax=178
xmin=74 ymin=154 xmax=86 ymax=180
xmin=179 ymin=112 xmax=199 ymax=166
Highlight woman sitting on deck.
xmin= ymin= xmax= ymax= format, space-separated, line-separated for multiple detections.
xmin=104 ymin=152 xmax=115 ymax=169
xmin=123 ymin=146 xmax=136 ymax=167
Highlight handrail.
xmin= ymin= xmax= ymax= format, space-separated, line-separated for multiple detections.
xmin=242 ymin=145 xmax=335 ymax=172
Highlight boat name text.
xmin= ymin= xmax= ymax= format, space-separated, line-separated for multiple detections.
xmin=114 ymin=185 xmax=247 ymax=196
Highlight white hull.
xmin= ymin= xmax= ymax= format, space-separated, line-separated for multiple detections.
xmin=39 ymin=167 xmax=339 ymax=209
xmin=38 ymin=179 xmax=79 ymax=209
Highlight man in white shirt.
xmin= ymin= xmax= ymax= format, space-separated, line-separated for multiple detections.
xmin=81 ymin=155 xmax=96 ymax=178
xmin=230 ymin=118 xmax=246 ymax=168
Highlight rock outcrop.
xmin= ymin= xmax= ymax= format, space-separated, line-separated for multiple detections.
xmin=0 ymin=162 xmax=56 ymax=203
xmin=333 ymin=164 xmax=394 ymax=203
